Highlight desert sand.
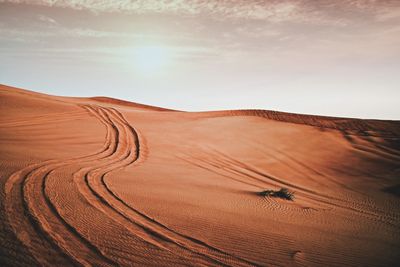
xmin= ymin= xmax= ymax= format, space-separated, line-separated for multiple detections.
xmin=0 ymin=84 xmax=399 ymax=266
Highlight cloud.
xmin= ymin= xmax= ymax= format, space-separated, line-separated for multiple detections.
xmin=37 ymin=14 xmax=58 ymax=24
xmin=375 ymin=6 xmax=400 ymax=21
xmin=1 ymin=0 xmax=398 ymax=25
xmin=0 ymin=27 xmax=130 ymax=38
xmin=2 ymin=0 xmax=400 ymax=64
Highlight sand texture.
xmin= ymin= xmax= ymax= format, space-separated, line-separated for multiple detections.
xmin=1 ymin=84 xmax=400 ymax=266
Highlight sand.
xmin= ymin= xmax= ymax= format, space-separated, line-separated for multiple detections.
xmin=1 ymin=84 xmax=399 ymax=267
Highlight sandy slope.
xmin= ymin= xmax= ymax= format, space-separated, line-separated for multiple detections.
xmin=0 ymin=84 xmax=399 ymax=267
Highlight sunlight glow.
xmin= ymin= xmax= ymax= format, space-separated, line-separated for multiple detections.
xmin=132 ymin=46 xmax=171 ymax=74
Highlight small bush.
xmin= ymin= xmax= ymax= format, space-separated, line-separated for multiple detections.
xmin=258 ymin=188 xmax=294 ymax=201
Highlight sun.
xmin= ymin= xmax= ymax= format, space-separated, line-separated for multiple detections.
xmin=132 ymin=45 xmax=171 ymax=74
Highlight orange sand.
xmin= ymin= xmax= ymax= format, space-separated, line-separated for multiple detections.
xmin=1 ymin=84 xmax=399 ymax=266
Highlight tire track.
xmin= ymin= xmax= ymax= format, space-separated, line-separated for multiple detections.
xmin=43 ymin=106 xmax=182 ymax=266
xmin=5 ymin=103 xmax=261 ymax=266
xmin=4 ymin=105 xmax=119 ymax=266
xmin=76 ymin=106 xmax=260 ymax=266
xmin=181 ymin=149 xmax=400 ymax=229
xmin=342 ymin=131 xmax=400 ymax=162
xmin=4 ymin=163 xmax=76 ymax=267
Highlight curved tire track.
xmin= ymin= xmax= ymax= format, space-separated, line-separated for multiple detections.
xmin=78 ymin=106 xmax=260 ymax=266
xmin=5 ymin=104 xmax=260 ymax=266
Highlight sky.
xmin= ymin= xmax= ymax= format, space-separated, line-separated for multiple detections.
xmin=0 ymin=0 xmax=399 ymax=119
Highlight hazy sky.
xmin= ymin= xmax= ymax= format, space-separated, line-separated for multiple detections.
xmin=1 ymin=0 xmax=399 ymax=119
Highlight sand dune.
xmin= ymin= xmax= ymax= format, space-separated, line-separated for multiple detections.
xmin=1 ymin=84 xmax=399 ymax=267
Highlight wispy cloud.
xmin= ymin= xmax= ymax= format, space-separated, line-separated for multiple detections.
xmin=37 ymin=14 xmax=57 ymax=25
xmin=1 ymin=0 xmax=398 ymax=25
xmin=0 ymin=27 xmax=136 ymax=39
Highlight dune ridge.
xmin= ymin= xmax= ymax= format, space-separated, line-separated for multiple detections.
xmin=1 ymin=84 xmax=400 ymax=266
xmin=192 ymin=110 xmax=400 ymax=136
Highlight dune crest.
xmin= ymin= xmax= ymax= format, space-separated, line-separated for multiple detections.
xmin=1 ymin=84 xmax=399 ymax=266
